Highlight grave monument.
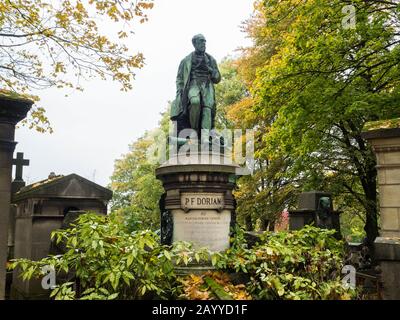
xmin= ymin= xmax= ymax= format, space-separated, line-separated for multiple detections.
xmin=0 ymin=93 xmax=32 ymax=300
xmin=10 ymin=173 xmax=113 ymax=299
xmin=8 ymin=152 xmax=30 ymax=259
xmin=288 ymin=191 xmax=342 ymax=238
xmin=156 ymin=35 xmax=239 ymax=268
xmin=362 ymin=119 xmax=400 ymax=299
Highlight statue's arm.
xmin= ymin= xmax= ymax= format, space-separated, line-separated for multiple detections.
xmin=209 ymin=56 xmax=221 ymax=84
xmin=176 ymin=60 xmax=185 ymax=95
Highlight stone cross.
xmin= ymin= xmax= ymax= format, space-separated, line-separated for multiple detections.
xmin=12 ymin=152 xmax=29 ymax=181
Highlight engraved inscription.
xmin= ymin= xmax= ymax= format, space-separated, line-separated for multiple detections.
xmin=181 ymin=193 xmax=224 ymax=210
xmin=172 ymin=209 xmax=231 ymax=252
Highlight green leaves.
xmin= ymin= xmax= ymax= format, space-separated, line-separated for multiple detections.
xmin=230 ymin=0 xmax=400 ymax=245
xmin=214 ymin=226 xmax=355 ymax=300
xmin=9 ymin=213 xmax=179 ymax=300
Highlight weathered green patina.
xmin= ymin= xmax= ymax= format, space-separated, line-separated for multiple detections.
xmin=171 ymin=34 xmax=221 ymax=136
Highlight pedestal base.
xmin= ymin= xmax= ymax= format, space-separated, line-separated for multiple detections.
xmin=374 ymin=237 xmax=400 ymax=300
xmin=288 ymin=209 xmax=341 ymax=238
xmin=174 ymin=263 xmax=216 ymax=276
xmin=156 ymin=152 xmax=238 ymax=253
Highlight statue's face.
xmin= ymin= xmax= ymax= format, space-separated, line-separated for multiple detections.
xmin=319 ymin=197 xmax=330 ymax=209
xmin=194 ymin=37 xmax=206 ymax=53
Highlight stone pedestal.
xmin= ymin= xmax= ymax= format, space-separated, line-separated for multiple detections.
xmin=156 ymin=152 xmax=238 ymax=272
xmin=362 ymin=119 xmax=400 ymax=300
xmin=0 ymin=95 xmax=32 ymax=300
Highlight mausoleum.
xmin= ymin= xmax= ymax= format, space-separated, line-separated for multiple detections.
xmin=10 ymin=173 xmax=112 ymax=299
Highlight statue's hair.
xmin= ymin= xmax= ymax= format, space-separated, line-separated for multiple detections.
xmin=192 ymin=34 xmax=206 ymax=46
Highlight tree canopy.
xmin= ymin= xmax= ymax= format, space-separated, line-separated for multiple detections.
xmin=0 ymin=0 xmax=154 ymax=131
xmin=232 ymin=0 xmax=400 ymax=244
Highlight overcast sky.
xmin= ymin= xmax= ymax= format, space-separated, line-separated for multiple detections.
xmin=14 ymin=0 xmax=255 ymax=187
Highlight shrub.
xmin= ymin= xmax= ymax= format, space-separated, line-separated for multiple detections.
xmin=210 ymin=226 xmax=357 ymax=300
xmin=8 ymin=213 xmax=209 ymax=300
xmin=9 ymin=214 xmax=356 ymax=300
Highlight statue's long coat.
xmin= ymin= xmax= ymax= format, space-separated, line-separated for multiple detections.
xmin=171 ymin=52 xmax=221 ymax=121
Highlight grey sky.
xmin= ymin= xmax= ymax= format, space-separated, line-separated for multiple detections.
xmin=14 ymin=0 xmax=255 ymax=187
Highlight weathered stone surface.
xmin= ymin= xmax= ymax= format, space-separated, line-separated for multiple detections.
xmin=156 ymin=152 xmax=238 ymax=253
xmin=0 ymin=95 xmax=32 ymax=300
xmin=379 ymin=261 xmax=400 ymax=300
xmin=380 ymin=185 xmax=400 ymax=207
xmin=380 ymin=208 xmax=400 ymax=232
xmin=374 ymin=237 xmax=400 ymax=260
xmin=172 ymin=209 xmax=231 ymax=252
xmin=362 ymin=122 xmax=400 ymax=299
xmin=10 ymin=173 xmax=112 ymax=299
xmin=289 ymin=191 xmax=341 ymax=238
xmin=156 ymin=151 xmax=238 ymax=277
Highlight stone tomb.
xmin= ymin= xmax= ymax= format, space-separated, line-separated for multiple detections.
xmin=10 ymin=173 xmax=112 ymax=299
xmin=289 ymin=191 xmax=341 ymax=238
xmin=156 ymin=152 xmax=238 ymax=254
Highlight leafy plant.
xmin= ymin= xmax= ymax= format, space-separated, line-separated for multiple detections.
xmin=9 ymin=214 xmax=357 ymax=300
xmin=178 ymin=271 xmax=251 ymax=300
xmin=8 ymin=213 xmax=210 ymax=300
xmin=211 ymin=226 xmax=357 ymax=300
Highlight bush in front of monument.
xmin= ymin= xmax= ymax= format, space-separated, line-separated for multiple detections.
xmin=8 ymin=213 xmax=210 ymax=300
xmin=205 ymin=225 xmax=357 ymax=300
xmin=9 ymin=213 xmax=356 ymax=300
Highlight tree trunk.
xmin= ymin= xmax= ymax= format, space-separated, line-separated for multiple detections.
xmin=341 ymin=122 xmax=379 ymax=247
xmin=363 ymin=155 xmax=379 ymax=247
xmin=260 ymin=217 xmax=269 ymax=231
xmin=245 ymin=215 xmax=253 ymax=231
xmin=268 ymin=221 xmax=275 ymax=231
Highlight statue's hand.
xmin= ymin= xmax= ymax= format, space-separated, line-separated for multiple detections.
xmin=204 ymin=55 xmax=214 ymax=74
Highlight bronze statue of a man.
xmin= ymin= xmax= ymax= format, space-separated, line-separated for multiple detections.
xmin=171 ymin=34 xmax=221 ymax=138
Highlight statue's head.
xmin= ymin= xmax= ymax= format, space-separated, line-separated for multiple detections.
xmin=319 ymin=197 xmax=331 ymax=210
xmin=192 ymin=34 xmax=206 ymax=53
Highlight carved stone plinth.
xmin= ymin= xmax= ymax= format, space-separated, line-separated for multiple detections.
xmin=156 ymin=152 xmax=238 ymax=253
xmin=0 ymin=94 xmax=32 ymax=300
xmin=362 ymin=119 xmax=400 ymax=300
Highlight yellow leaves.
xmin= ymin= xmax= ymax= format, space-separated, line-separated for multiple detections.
xmin=21 ymin=105 xmax=53 ymax=134
xmin=232 ymin=286 xmax=251 ymax=300
xmin=118 ymin=31 xmax=128 ymax=39
xmin=339 ymin=292 xmax=352 ymax=300
xmin=76 ymin=1 xmax=85 ymax=12
xmin=179 ymin=271 xmax=252 ymax=300
xmin=96 ymin=36 xmax=109 ymax=50
xmin=54 ymin=62 xmax=66 ymax=74
xmin=73 ymin=1 xmax=88 ymax=22
xmin=107 ymin=4 xmax=119 ymax=22
xmin=137 ymin=1 xmax=155 ymax=10
xmin=55 ymin=11 xmax=70 ymax=28
xmin=226 ymin=97 xmax=256 ymax=128
xmin=1 ymin=0 xmax=153 ymax=133
xmin=42 ymin=29 xmax=55 ymax=37
xmin=189 ymin=274 xmax=203 ymax=284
